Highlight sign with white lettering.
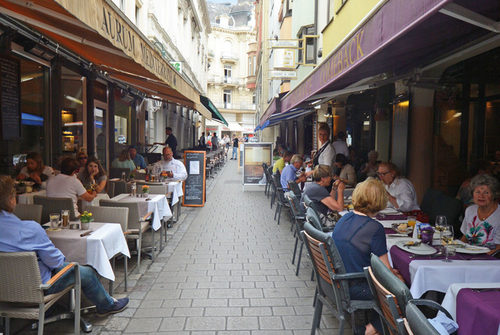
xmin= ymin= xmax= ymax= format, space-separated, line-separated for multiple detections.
xmin=270 ymin=71 xmax=297 ymax=79
xmin=270 ymin=40 xmax=299 ymax=48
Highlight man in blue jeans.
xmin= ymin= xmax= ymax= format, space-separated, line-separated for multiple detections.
xmin=231 ymin=135 xmax=239 ymax=160
xmin=0 ymin=175 xmax=128 ymax=316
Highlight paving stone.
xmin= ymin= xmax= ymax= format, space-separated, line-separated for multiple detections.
xmin=204 ymin=307 xmax=242 ymax=316
xmin=125 ymin=318 xmax=162 ymax=333
xmin=191 ymin=298 xmax=228 ymax=307
xmin=242 ymin=307 xmax=273 ymax=316
xmin=227 ymin=317 xmax=259 ymax=330
xmin=157 ymin=317 xmax=187 ymax=331
xmin=258 ymin=316 xmax=285 ymax=330
xmin=133 ymin=307 xmax=174 ymax=318
xmin=161 ymin=299 xmax=193 ymax=308
xmin=184 ymin=316 xmax=226 ymax=330
xmin=180 ymin=288 xmax=209 ymax=299
xmin=172 ymin=307 xmax=204 ymax=316
xmin=209 ymin=288 xmax=243 ymax=298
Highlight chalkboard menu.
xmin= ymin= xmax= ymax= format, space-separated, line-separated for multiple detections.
xmin=0 ymin=56 xmax=20 ymax=140
xmin=182 ymin=151 xmax=206 ymax=207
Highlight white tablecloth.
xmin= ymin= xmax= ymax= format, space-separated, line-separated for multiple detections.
xmin=18 ymin=190 xmax=46 ymax=204
xmin=111 ymin=193 xmax=171 ymax=230
xmin=440 ymin=282 xmax=500 ymax=320
xmin=46 ymin=222 xmax=130 ymax=281
xmin=408 ymin=260 xmax=500 ymax=298
xmin=167 ymin=181 xmax=183 ymax=205
xmin=82 ymin=193 xmax=110 ymax=208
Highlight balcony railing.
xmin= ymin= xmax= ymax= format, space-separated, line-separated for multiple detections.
xmin=220 ymin=53 xmax=238 ymax=63
xmin=214 ymin=102 xmax=256 ymax=111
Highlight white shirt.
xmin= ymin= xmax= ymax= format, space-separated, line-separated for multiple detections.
xmin=460 ymin=204 xmax=500 ymax=246
xmin=153 ymin=158 xmax=188 ymax=181
xmin=46 ymin=174 xmax=87 ymax=216
xmin=20 ymin=166 xmax=54 ymax=178
xmin=318 ymin=142 xmax=336 ymax=167
xmin=332 ymin=139 xmax=349 ymax=158
xmin=384 ymin=177 xmax=420 ymax=212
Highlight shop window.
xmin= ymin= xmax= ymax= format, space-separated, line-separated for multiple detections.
xmin=114 ymin=90 xmax=131 ymax=145
xmin=61 ymin=66 xmax=85 ymax=154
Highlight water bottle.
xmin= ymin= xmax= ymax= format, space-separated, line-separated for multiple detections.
xmin=131 ymin=181 xmax=137 ymax=196
xmin=121 ymin=171 xmax=126 ymax=181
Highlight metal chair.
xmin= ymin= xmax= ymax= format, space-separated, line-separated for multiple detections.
xmin=286 ymin=192 xmax=306 ymax=276
xmin=405 ymin=300 xmax=454 ymax=335
xmin=287 ymin=180 xmax=302 ymax=198
xmin=84 ymin=206 xmax=129 ymax=293
xmin=262 ymin=163 xmax=271 ymax=196
xmin=107 ymin=180 xmax=128 ymax=198
xmin=301 ymin=222 xmax=376 ymax=335
xmin=0 ymin=252 xmax=80 ymax=335
xmin=272 ymin=173 xmax=289 ymax=225
xmin=109 ymin=167 xmax=131 ymax=179
xmin=33 ymin=196 xmax=76 ymax=224
xmin=13 ymin=204 xmax=43 ymax=223
xmin=99 ymin=200 xmax=153 ymax=271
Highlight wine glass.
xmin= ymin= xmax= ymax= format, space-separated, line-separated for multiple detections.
xmin=441 ymin=225 xmax=455 ymax=262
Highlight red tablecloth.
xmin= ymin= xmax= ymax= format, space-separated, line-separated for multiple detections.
xmin=456 ymin=288 xmax=500 ymax=335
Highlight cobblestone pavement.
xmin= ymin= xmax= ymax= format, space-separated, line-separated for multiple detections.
xmin=15 ymin=160 xmax=351 ymax=334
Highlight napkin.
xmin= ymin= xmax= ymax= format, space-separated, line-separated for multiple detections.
xmin=428 ymin=313 xmax=459 ymax=335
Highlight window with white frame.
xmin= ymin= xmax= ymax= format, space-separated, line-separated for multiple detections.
xmin=224 ymin=65 xmax=232 ymax=83
xmin=223 ymin=89 xmax=232 ymax=109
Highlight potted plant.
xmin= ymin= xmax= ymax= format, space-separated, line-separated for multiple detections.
xmin=80 ymin=211 xmax=93 ymax=230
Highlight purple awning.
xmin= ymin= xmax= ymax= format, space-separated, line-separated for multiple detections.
xmin=257 ymin=92 xmax=287 ymax=128
xmin=280 ymin=0 xmax=498 ymax=113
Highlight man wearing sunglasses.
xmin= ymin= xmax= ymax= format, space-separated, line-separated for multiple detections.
xmin=377 ymin=162 xmax=420 ymax=212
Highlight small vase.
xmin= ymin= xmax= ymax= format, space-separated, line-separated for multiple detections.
xmin=80 ymin=219 xmax=92 ymax=230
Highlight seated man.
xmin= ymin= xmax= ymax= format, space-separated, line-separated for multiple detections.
xmin=280 ymin=154 xmax=307 ymax=192
xmin=153 ymin=146 xmax=188 ymax=181
xmin=377 ymin=162 xmax=420 ymax=212
xmin=273 ymin=150 xmax=293 ymax=174
xmin=129 ymin=145 xmax=147 ymax=169
xmin=0 ymin=175 xmax=128 ymax=316
xmin=302 ymin=165 xmax=345 ymax=215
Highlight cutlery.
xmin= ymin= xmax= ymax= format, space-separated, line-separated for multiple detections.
xmin=80 ymin=230 xmax=92 ymax=237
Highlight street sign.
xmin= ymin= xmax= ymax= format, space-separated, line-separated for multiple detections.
xmin=270 ymin=40 xmax=299 ymax=48
xmin=270 ymin=70 xmax=297 ymax=79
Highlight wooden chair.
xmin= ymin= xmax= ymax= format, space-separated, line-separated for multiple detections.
xmin=84 ymin=206 xmax=129 ymax=293
xmin=33 ymin=196 xmax=76 ymax=224
xmin=0 ymin=252 xmax=80 ymax=335
xmin=13 ymin=204 xmax=43 ymax=223
xmin=405 ymin=301 xmax=452 ymax=335
xmin=301 ymin=222 xmax=376 ymax=335
xmin=99 ymin=200 xmax=153 ymax=271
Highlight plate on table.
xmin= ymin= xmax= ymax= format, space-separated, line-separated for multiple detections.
xmin=452 ymin=241 xmax=490 ymax=254
xmin=379 ymin=208 xmax=401 ymax=215
xmin=396 ymin=239 xmax=437 ymax=255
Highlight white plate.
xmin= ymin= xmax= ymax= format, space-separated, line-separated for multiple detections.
xmin=396 ymin=240 xmax=437 ymax=255
xmin=452 ymin=241 xmax=490 ymax=254
xmin=379 ymin=208 xmax=401 ymax=215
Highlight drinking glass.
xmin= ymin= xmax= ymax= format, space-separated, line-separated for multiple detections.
xmin=407 ymin=215 xmax=416 ymax=228
xmin=61 ymin=210 xmax=70 ymax=228
xmin=441 ymin=225 xmax=455 ymax=262
xmin=49 ymin=213 xmax=60 ymax=229
xmin=435 ymin=215 xmax=447 ymax=240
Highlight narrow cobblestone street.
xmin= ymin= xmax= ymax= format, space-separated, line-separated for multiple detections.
xmin=95 ymin=160 xmax=348 ymax=334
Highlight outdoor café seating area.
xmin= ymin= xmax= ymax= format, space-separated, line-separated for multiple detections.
xmin=261 ymin=163 xmax=500 ymax=335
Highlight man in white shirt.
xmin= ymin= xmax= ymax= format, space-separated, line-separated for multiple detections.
xmin=46 ymin=157 xmax=96 ymax=216
xmin=332 ymin=131 xmax=349 ymax=158
xmin=153 ymin=147 xmax=188 ymax=181
xmin=377 ymin=162 xmax=420 ymax=212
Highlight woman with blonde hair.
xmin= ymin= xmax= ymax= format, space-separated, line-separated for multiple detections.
xmin=332 ymin=178 xmax=403 ymax=335
xmin=111 ymin=149 xmax=136 ymax=171
xmin=16 ymin=152 xmax=54 ymax=187
xmin=301 ymin=164 xmax=345 ymax=215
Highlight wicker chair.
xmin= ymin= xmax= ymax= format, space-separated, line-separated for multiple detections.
xmin=13 ymin=204 xmax=43 ymax=223
xmin=0 ymin=252 xmax=80 ymax=335
xmin=99 ymin=200 xmax=153 ymax=271
xmin=83 ymin=206 xmax=129 ymax=293
xmin=33 ymin=196 xmax=76 ymax=224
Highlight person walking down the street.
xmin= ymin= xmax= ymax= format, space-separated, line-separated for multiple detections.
xmin=231 ymin=135 xmax=239 ymax=160
xmin=128 ymin=145 xmax=146 ymax=169
xmin=165 ymin=127 xmax=177 ymax=157
xmin=0 ymin=175 xmax=129 ymax=317
xmin=212 ymin=133 xmax=219 ymax=150
xmin=332 ymin=131 xmax=349 ymax=158
xmin=153 ymin=147 xmax=188 ymax=181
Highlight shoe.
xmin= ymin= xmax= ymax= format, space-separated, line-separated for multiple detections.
xmin=96 ymin=297 xmax=129 ymax=317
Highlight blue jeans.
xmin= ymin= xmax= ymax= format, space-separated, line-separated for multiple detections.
xmin=45 ymin=262 xmax=114 ymax=310
xmin=232 ymin=147 xmax=238 ymax=159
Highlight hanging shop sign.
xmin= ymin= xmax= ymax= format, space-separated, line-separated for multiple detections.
xmin=273 ymin=49 xmax=295 ymax=69
xmin=242 ymin=142 xmax=272 ymax=186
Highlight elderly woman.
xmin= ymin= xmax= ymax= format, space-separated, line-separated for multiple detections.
xmin=302 ymin=165 xmax=345 ymax=215
xmin=77 ymin=157 xmax=107 ymax=193
xmin=360 ymin=150 xmax=379 ymax=179
xmin=376 ymin=162 xmax=420 ymax=212
xmin=460 ymin=174 xmax=500 ymax=254
xmin=334 ymin=153 xmax=357 ymax=187
xmin=332 ymin=178 xmax=403 ymax=335
xmin=16 ymin=152 xmax=54 ymax=187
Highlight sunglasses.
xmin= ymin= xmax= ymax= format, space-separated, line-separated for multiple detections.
xmin=377 ymin=171 xmax=390 ymax=177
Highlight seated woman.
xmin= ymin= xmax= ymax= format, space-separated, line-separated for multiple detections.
xmin=75 ymin=150 xmax=88 ymax=174
xmin=111 ymin=149 xmax=136 ymax=172
xmin=46 ymin=157 xmax=96 ymax=217
xmin=376 ymin=162 xmax=420 ymax=212
xmin=360 ymin=150 xmax=379 ymax=180
xmin=77 ymin=157 xmax=107 ymax=193
xmin=16 ymin=152 xmax=54 ymax=188
xmin=332 ymin=178 xmax=404 ymax=335
xmin=302 ymin=165 xmax=345 ymax=215
xmin=334 ymin=153 xmax=357 ymax=187
xmin=460 ymin=174 xmax=500 ymax=255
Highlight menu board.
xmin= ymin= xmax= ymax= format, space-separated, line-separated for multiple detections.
xmin=0 ymin=56 xmax=20 ymax=140
xmin=243 ymin=143 xmax=272 ymax=185
xmin=182 ymin=151 xmax=206 ymax=207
